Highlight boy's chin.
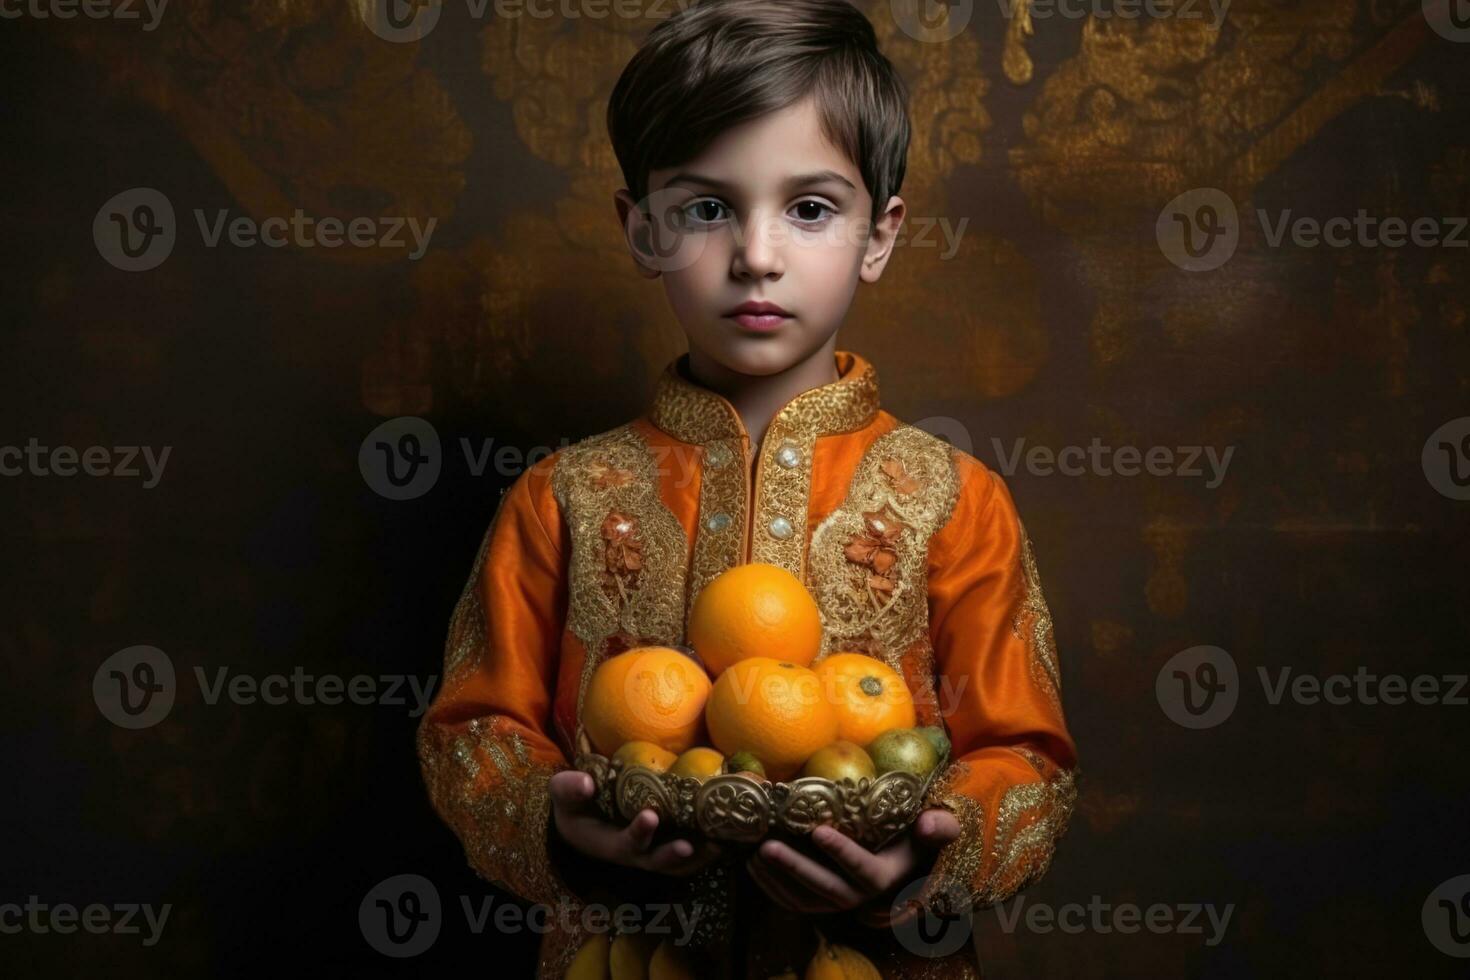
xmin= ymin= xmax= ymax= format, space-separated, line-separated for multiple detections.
xmin=690 ymin=330 xmax=833 ymax=378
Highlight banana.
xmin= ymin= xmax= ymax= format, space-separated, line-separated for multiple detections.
xmin=566 ymin=933 xmax=611 ymax=980
xmin=804 ymin=931 xmax=881 ymax=980
xmin=610 ymin=931 xmax=659 ymax=980
xmin=648 ymin=938 xmax=698 ymax=980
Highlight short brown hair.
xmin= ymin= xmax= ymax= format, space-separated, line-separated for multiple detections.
xmin=607 ymin=0 xmax=911 ymax=223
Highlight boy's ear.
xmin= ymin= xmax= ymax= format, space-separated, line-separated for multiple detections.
xmin=859 ymin=195 xmax=906 ymax=284
xmin=614 ymin=189 xmax=663 ymax=280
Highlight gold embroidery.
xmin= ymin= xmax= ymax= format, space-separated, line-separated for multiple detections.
xmin=807 ymin=426 xmax=961 ymax=671
xmin=749 ymin=425 xmax=817 ymax=576
xmin=647 ymin=350 xmax=880 ymax=446
xmin=418 ymin=717 xmax=573 ymax=915
xmin=918 ymin=761 xmax=1078 ymax=913
xmin=1014 ymin=522 xmax=1062 ymax=708
xmin=686 ymin=439 xmax=746 ymax=631
xmin=552 ymin=425 xmax=689 ymax=744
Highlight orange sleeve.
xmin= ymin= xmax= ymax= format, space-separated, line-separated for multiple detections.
xmin=863 ymin=455 xmax=1078 ymax=926
xmin=415 ymin=459 xmax=589 ymax=907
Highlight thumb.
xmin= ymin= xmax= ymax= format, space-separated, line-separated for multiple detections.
xmin=913 ymin=808 xmax=961 ymax=848
xmin=549 ymin=768 xmax=595 ymax=807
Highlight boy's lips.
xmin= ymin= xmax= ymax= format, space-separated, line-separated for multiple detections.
xmin=724 ymin=300 xmax=792 ymax=333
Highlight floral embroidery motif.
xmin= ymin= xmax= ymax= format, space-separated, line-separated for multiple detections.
xmin=881 ymin=457 xmax=923 ymax=495
xmin=807 ymin=426 xmax=961 ymax=671
xmin=843 ymin=505 xmax=908 ymax=601
xmin=600 ymin=510 xmax=643 ymax=593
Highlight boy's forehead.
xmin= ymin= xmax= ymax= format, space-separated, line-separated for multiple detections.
xmin=648 ymin=97 xmax=862 ymax=194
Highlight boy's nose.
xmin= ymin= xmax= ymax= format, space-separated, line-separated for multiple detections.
xmin=731 ymin=211 xmax=785 ymax=280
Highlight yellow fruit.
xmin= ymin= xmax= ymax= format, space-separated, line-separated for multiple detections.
xmin=567 ymin=933 xmax=611 ymax=980
xmin=800 ymin=740 xmax=876 ymax=783
xmin=613 ymin=740 xmax=678 ymax=773
xmin=804 ymin=932 xmax=880 ymax=980
xmin=584 ymin=647 xmax=712 ymax=756
xmin=610 ymin=931 xmax=659 ymax=980
xmin=813 ymin=653 xmax=916 ymax=747
xmin=669 ymin=746 xmax=725 ymax=781
xmin=649 ymin=938 xmax=698 ymax=979
xmin=705 ymin=658 xmax=838 ymax=782
xmin=688 ymin=564 xmax=822 ymax=677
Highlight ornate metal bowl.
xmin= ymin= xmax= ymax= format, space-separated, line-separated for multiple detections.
xmin=572 ymin=733 xmax=948 ymax=851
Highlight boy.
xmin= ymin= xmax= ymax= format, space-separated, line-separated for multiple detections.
xmin=416 ymin=1 xmax=1078 ymax=976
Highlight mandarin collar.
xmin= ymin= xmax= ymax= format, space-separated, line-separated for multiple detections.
xmin=648 ymin=349 xmax=880 ymax=445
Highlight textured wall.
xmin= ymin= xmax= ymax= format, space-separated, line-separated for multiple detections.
xmin=2 ymin=1 xmax=1468 ymax=975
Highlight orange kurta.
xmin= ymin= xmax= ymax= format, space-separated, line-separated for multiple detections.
xmin=416 ymin=350 xmax=1078 ymax=978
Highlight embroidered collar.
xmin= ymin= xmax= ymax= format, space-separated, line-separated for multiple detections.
xmin=648 ymin=349 xmax=881 ymax=445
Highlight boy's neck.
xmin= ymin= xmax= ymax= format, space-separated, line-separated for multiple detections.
xmin=684 ymin=335 xmax=842 ymax=452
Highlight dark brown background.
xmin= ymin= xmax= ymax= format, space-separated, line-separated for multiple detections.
xmin=2 ymin=1 xmax=1468 ymax=976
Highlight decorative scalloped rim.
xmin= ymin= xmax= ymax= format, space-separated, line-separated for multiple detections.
xmin=572 ymin=750 xmax=948 ymax=850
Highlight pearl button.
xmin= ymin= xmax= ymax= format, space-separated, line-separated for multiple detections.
xmin=706 ymin=445 xmax=731 ymax=468
xmin=768 ymin=516 xmax=793 ymax=539
xmin=706 ymin=512 xmax=732 ymax=532
xmin=776 ymin=443 xmax=801 ymax=468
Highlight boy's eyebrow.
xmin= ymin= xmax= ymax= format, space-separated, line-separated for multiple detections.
xmin=663 ymin=170 xmax=856 ymax=193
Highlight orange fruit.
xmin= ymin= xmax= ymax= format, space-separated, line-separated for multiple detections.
xmin=705 ymin=657 xmax=838 ymax=781
xmin=813 ymin=653 xmax=916 ymax=747
xmin=612 ymin=740 xmax=678 ymax=772
xmin=688 ymin=563 xmax=823 ymax=677
xmin=583 ymin=647 xmax=712 ymax=756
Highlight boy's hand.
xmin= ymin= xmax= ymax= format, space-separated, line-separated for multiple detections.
xmin=745 ymin=808 xmax=960 ymax=914
xmin=549 ymin=770 xmax=724 ymax=876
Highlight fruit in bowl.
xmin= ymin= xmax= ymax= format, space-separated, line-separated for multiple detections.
xmin=705 ymin=657 xmax=838 ymax=782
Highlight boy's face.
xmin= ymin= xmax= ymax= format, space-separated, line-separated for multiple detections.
xmin=616 ymin=95 xmax=905 ymax=378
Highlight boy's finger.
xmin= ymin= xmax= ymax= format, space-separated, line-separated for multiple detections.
xmin=809 ymin=826 xmax=884 ymax=893
xmin=746 ymin=854 xmax=835 ymax=913
xmin=758 ymin=840 xmax=865 ymax=907
xmin=914 ymin=809 xmax=961 ymax=847
xmin=624 ymin=808 xmax=659 ymax=852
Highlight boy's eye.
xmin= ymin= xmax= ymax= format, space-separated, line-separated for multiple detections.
xmin=790 ymin=200 xmax=834 ymax=223
xmin=683 ymin=199 xmax=728 ymax=224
